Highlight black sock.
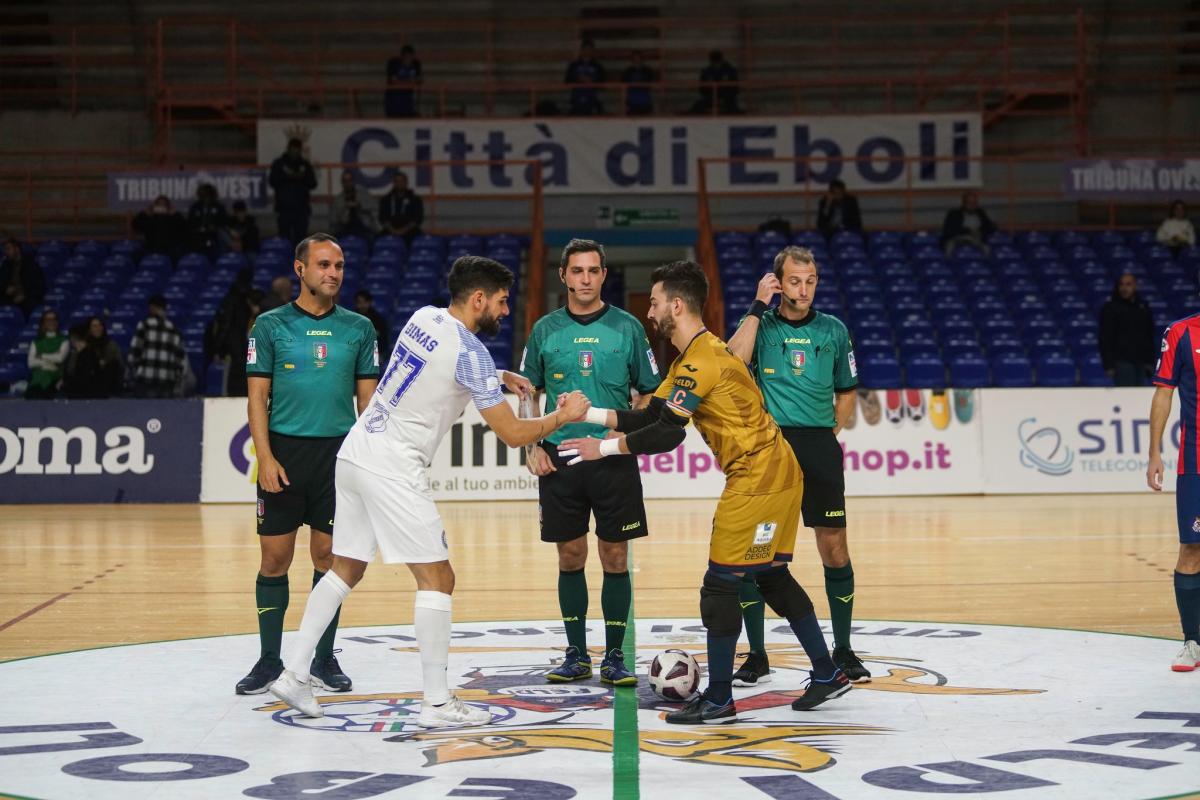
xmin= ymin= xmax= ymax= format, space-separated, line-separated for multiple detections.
xmin=558 ymin=568 xmax=589 ymax=655
xmin=704 ymin=574 xmax=742 ymax=706
xmin=601 ymin=570 xmax=631 ymax=654
xmin=313 ymin=570 xmax=342 ymax=659
xmin=1176 ymin=570 xmax=1200 ymax=642
xmin=255 ymin=573 xmax=289 ymax=662
xmin=788 ymin=611 xmax=835 ymax=679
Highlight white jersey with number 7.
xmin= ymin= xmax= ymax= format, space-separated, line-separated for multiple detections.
xmin=337 ymin=305 xmax=505 ymax=479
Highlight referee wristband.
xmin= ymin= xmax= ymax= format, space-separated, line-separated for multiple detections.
xmin=585 ymin=407 xmax=612 ymax=427
xmin=747 ymin=299 xmax=769 ymax=319
xmin=598 ymin=438 xmax=623 ymax=458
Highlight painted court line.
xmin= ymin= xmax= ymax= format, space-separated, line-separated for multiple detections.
xmin=0 ymin=593 xmax=71 ymax=634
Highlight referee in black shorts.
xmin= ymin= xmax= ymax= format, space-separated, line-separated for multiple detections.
xmin=726 ymin=245 xmax=871 ymax=684
xmin=235 ymin=233 xmax=380 ymax=695
xmin=519 ymin=239 xmax=662 ymax=686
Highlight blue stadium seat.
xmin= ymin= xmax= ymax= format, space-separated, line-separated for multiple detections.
xmin=857 ymin=356 xmax=902 ymax=389
xmin=1077 ymin=353 xmax=1112 ymax=386
xmin=992 ymin=355 xmax=1034 ymax=387
xmin=217 ymin=252 xmax=248 ymax=271
xmin=906 ymin=356 xmax=946 ymax=388
xmin=260 ymin=236 xmax=292 ymax=254
xmin=1036 ymin=354 xmax=1077 ymax=387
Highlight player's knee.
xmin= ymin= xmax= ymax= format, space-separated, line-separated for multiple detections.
xmin=259 ymin=549 xmax=293 ymax=576
xmin=755 ymin=565 xmax=814 ymax=619
xmin=699 ymin=571 xmax=742 ymax=637
xmin=557 ymin=537 xmax=588 ymax=571
xmin=597 ymin=540 xmax=627 ymax=572
xmin=332 ymin=556 xmax=367 ymax=588
xmin=1180 ymin=543 xmax=1200 ymax=571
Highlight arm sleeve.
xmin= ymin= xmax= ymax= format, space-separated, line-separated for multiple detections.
xmin=413 ymin=195 xmax=424 ymax=225
xmin=615 ymin=396 xmax=668 ymax=432
xmin=1153 ymin=324 xmax=1184 ymax=387
xmin=127 ymin=322 xmax=145 ymax=371
xmin=356 ymin=320 xmax=379 ymax=378
xmin=629 ymin=327 xmax=662 ymax=393
xmin=27 ymin=342 xmax=39 ymax=370
xmin=456 ymin=336 xmax=505 ymax=411
xmin=833 ymin=327 xmax=858 ymax=392
xmin=519 ymin=325 xmax=545 ymax=389
xmin=246 ymin=319 xmax=273 ymax=377
xmin=623 ymin=403 xmax=689 ymax=456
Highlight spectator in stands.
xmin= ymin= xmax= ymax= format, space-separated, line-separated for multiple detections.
xmin=621 ymin=50 xmax=656 ymax=115
xmin=268 ymin=138 xmax=318 ymax=244
xmin=224 ymin=200 xmax=261 ymax=254
xmin=188 ymin=183 xmax=228 ymax=259
xmin=261 ymin=276 xmax=294 ymax=313
xmin=817 ymin=179 xmax=863 ymax=241
xmin=1157 ymin=200 xmax=1196 ymax=257
xmin=223 ymin=288 xmax=264 ymax=397
xmin=940 ymin=190 xmax=996 ymax=256
xmin=133 ymin=195 xmax=188 ymax=261
xmin=64 ymin=316 xmax=124 ymax=398
xmin=25 ymin=308 xmax=68 ymax=399
xmin=1 ymin=237 xmax=44 ymax=318
xmin=378 ymin=170 xmax=424 ymax=246
xmin=354 ymin=289 xmax=389 ymax=371
xmin=330 ymin=169 xmax=378 ymax=239
xmin=565 ymin=39 xmax=606 ymax=116
xmin=1099 ymin=272 xmax=1157 ymax=386
xmin=692 ymin=50 xmax=740 ymax=114
xmin=127 ymin=294 xmax=187 ymax=398
xmin=385 ymin=44 xmax=423 ymax=118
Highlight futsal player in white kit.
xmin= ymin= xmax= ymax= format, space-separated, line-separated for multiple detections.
xmin=270 ymin=255 xmax=592 ymax=727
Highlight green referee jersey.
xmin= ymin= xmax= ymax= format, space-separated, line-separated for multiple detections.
xmin=246 ymin=302 xmax=379 ymax=437
xmin=749 ymin=308 xmax=858 ymax=428
xmin=520 ymin=304 xmax=662 ymax=445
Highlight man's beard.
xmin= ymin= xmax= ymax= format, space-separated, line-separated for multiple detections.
xmin=653 ymin=313 xmax=675 ymax=340
xmin=477 ymin=310 xmax=502 ymax=338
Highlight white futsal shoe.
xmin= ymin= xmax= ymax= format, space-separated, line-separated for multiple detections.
xmin=416 ymin=695 xmax=493 ymax=728
xmin=1171 ymin=640 xmax=1200 ymax=672
xmin=268 ymin=670 xmax=325 ymax=717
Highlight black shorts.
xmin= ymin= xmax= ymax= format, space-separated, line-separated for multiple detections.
xmin=538 ymin=441 xmax=649 ymax=543
xmin=781 ymin=427 xmax=846 ymax=529
xmin=256 ymin=432 xmax=344 ymax=536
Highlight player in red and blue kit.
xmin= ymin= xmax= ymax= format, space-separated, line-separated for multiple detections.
xmin=1147 ymin=312 xmax=1200 ymax=672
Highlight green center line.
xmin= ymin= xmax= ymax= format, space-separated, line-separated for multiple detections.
xmin=612 ymin=548 xmax=640 ymax=800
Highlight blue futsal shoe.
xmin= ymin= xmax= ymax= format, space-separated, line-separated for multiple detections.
xmin=600 ymin=648 xmax=638 ymax=686
xmin=546 ymin=646 xmax=593 ymax=683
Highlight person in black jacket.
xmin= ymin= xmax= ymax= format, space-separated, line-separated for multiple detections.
xmin=565 ymin=39 xmax=606 ymax=116
xmin=268 ymin=138 xmax=318 ymax=244
xmin=0 ymin=237 xmax=44 ymax=317
xmin=188 ymin=183 xmax=228 ymax=259
xmin=378 ymin=171 xmax=424 ymax=246
xmin=133 ymin=196 xmax=188 ymax=261
xmin=816 ymin=180 xmax=863 ymax=241
xmin=941 ymin=190 xmax=996 ymax=256
xmin=1099 ymin=272 xmax=1157 ymax=386
xmin=64 ymin=317 xmax=124 ymax=398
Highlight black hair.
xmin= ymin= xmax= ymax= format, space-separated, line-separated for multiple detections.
xmin=448 ymin=255 xmax=514 ymax=303
xmin=355 ymin=289 xmax=373 ymax=302
xmin=709 ymin=49 xmax=723 ymax=62
xmin=295 ymin=232 xmax=341 ymax=264
xmin=830 ymin=179 xmax=846 ymax=191
xmin=581 ymin=38 xmax=595 ymax=49
xmin=401 ymin=44 xmax=414 ymax=55
xmin=559 ymin=237 xmax=606 ymax=271
xmin=148 ymin=293 xmax=167 ymax=309
xmin=287 ymin=138 xmax=303 ymax=149
xmin=232 ymin=200 xmax=247 ymax=211
xmin=650 ymin=259 xmax=708 ymax=314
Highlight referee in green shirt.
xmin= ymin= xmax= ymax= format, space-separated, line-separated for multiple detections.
xmin=520 ymin=238 xmax=662 ymax=686
xmin=235 ymin=233 xmax=380 ymax=696
xmin=727 ymin=245 xmax=870 ymax=684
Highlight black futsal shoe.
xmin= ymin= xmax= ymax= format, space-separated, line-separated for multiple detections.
xmin=310 ymin=650 xmax=353 ymax=692
xmin=791 ymin=669 xmax=852 ymax=711
xmin=235 ymin=657 xmax=283 ymax=695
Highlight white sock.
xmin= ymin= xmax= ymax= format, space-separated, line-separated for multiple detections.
xmin=414 ymin=590 xmax=453 ymax=705
xmin=284 ymin=571 xmax=352 ymax=681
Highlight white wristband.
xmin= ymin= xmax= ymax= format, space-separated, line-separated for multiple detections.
xmin=585 ymin=407 xmax=612 ymax=427
xmin=598 ymin=438 xmax=622 ymax=458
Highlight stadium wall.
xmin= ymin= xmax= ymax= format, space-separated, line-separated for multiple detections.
xmin=0 ymin=389 xmax=1177 ymax=504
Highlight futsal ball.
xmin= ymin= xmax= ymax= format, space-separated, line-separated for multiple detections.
xmin=648 ymin=649 xmax=700 ymax=701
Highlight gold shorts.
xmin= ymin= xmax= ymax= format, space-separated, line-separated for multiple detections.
xmin=708 ymin=482 xmax=802 ymax=573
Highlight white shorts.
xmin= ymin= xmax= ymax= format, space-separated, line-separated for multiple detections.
xmin=331 ymin=458 xmax=448 ymax=564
